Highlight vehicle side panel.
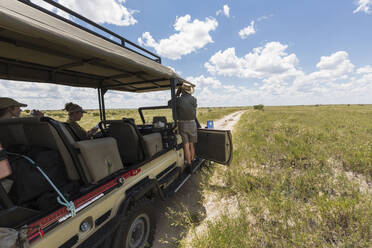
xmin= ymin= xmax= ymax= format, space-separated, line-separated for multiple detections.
xmin=31 ymin=150 xmax=178 ymax=247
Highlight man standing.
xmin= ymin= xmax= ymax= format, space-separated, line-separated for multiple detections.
xmin=176 ymin=83 xmax=197 ymax=170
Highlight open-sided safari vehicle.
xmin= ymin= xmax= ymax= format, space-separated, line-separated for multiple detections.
xmin=0 ymin=1 xmax=232 ymax=247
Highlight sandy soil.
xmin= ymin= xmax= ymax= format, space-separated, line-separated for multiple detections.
xmin=152 ymin=110 xmax=246 ymax=248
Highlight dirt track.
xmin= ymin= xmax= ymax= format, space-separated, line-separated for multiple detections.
xmin=152 ymin=111 xmax=246 ymax=248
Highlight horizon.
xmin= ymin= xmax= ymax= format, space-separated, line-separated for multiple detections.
xmin=27 ymin=104 xmax=372 ymax=112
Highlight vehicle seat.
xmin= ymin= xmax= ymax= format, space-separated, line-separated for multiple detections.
xmin=106 ymin=119 xmax=164 ymax=165
xmin=106 ymin=119 xmax=146 ymax=165
xmin=0 ymin=117 xmax=79 ymax=181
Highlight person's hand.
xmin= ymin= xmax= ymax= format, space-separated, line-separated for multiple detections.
xmin=88 ymin=124 xmax=99 ymax=137
xmin=31 ymin=109 xmax=44 ymax=117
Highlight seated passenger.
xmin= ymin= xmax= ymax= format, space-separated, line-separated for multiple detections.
xmin=0 ymin=98 xmax=27 ymax=193
xmin=0 ymin=97 xmax=27 ymax=119
xmin=0 ymin=97 xmax=44 ymax=119
xmin=64 ymin=102 xmax=98 ymax=140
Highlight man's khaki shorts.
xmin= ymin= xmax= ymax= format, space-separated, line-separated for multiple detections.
xmin=178 ymin=121 xmax=197 ymax=144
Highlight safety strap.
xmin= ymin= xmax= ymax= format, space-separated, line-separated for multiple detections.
xmin=6 ymin=152 xmax=76 ymax=217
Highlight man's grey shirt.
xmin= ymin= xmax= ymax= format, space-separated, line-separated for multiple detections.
xmin=176 ymin=94 xmax=197 ymax=121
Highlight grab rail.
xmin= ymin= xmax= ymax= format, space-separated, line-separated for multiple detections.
xmin=18 ymin=0 xmax=162 ymax=63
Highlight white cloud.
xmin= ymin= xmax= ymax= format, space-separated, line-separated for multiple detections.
xmin=31 ymin=0 xmax=138 ymax=26
xmin=186 ymin=75 xmax=222 ymax=89
xmin=31 ymin=0 xmax=56 ymax=11
xmin=0 ymin=79 xmax=172 ymax=110
xmin=239 ymin=21 xmax=256 ymax=39
xmin=205 ymin=42 xmax=300 ymax=82
xmin=257 ymin=15 xmax=273 ymax=21
xmin=356 ymin=65 xmax=372 ymax=74
xmin=216 ymin=4 xmax=230 ymax=17
xmin=167 ymin=66 xmax=182 ymax=75
xmin=138 ymin=15 xmax=218 ymax=60
xmin=354 ymin=0 xmax=372 ymax=14
xmin=310 ymin=51 xmax=354 ymax=79
xmin=193 ymin=45 xmax=371 ymax=106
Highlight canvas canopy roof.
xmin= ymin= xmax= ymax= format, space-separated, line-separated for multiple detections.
xmin=0 ymin=0 xmax=192 ymax=93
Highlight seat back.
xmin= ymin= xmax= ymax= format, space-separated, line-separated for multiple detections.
xmin=0 ymin=117 xmax=79 ymax=180
xmin=106 ymin=120 xmax=145 ymax=165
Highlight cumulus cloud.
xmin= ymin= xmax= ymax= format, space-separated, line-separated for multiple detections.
xmin=186 ymin=75 xmax=222 ymax=89
xmin=31 ymin=0 xmax=56 ymax=11
xmin=195 ymin=43 xmax=371 ymax=106
xmin=354 ymin=0 xmax=372 ymax=14
xmin=0 ymin=79 xmax=172 ymax=110
xmin=310 ymin=51 xmax=354 ymax=79
xmin=205 ymin=42 xmax=301 ymax=82
xmin=216 ymin=4 xmax=230 ymax=17
xmin=356 ymin=65 xmax=372 ymax=74
xmin=138 ymin=15 xmax=218 ymax=60
xmin=239 ymin=21 xmax=256 ymax=39
xmin=31 ymin=0 xmax=138 ymax=26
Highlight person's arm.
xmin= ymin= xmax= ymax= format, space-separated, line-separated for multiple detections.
xmin=0 ymin=143 xmax=12 ymax=179
xmin=193 ymin=97 xmax=197 ymax=108
xmin=176 ymin=87 xmax=182 ymax=97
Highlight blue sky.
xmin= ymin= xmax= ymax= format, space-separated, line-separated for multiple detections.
xmin=1 ymin=0 xmax=372 ymax=109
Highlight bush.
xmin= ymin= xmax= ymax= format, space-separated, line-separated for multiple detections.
xmin=253 ymin=104 xmax=264 ymax=111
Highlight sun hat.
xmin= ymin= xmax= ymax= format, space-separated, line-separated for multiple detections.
xmin=64 ymin=102 xmax=87 ymax=113
xmin=0 ymin=97 xmax=27 ymax=109
xmin=181 ymin=82 xmax=195 ymax=95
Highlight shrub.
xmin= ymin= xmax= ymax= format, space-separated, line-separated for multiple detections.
xmin=253 ymin=104 xmax=264 ymax=111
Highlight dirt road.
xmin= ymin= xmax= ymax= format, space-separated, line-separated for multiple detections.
xmin=152 ymin=110 xmax=246 ymax=248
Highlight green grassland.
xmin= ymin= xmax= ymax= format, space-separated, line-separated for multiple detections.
xmin=180 ymin=105 xmax=372 ymax=248
xmin=42 ymin=106 xmax=245 ymax=130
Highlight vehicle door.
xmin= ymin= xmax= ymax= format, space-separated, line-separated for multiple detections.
xmin=195 ymin=129 xmax=233 ymax=165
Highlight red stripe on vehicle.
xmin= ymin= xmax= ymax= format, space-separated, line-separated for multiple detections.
xmin=27 ymin=168 xmax=141 ymax=242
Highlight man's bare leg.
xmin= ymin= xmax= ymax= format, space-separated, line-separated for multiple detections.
xmin=183 ymin=143 xmax=191 ymax=165
xmin=190 ymin=142 xmax=195 ymax=161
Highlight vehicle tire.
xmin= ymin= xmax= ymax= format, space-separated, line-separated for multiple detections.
xmin=116 ymin=198 xmax=156 ymax=248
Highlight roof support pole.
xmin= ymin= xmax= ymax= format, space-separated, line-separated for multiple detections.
xmin=170 ymin=78 xmax=178 ymax=121
xmin=98 ymin=87 xmax=108 ymax=127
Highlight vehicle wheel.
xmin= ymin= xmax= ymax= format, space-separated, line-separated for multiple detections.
xmin=116 ymin=198 xmax=156 ymax=248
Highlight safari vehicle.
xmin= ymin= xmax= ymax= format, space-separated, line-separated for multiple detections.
xmin=0 ymin=1 xmax=232 ymax=247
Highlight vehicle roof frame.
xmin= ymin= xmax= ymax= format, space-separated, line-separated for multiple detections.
xmin=0 ymin=0 xmax=195 ymax=92
xmin=18 ymin=0 xmax=162 ymax=64
xmin=97 ymin=78 xmax=179 ymax=125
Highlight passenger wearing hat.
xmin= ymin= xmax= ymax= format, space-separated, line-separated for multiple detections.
xmin=0 ymin=97 xmax=27 ymax=119
xmin=176 ymin=82 xmax=197 ymax=170
xmin=64 ymin=102 xmax=98 ymax=140
xmin=0 ymin=97 xmax=27 ymax=193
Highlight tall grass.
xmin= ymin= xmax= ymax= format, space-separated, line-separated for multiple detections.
xmin=181 ymin=105 xmax=372 ymax=247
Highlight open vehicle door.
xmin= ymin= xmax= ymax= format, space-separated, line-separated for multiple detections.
xmin=196 ymin=129 xmax=233 ymax=165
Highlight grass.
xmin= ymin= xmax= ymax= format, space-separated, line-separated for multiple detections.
xmin=41 ymin=106 xmax=245 ymax=130
xmin=179 ymin=105 xmax=372 ymax=248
